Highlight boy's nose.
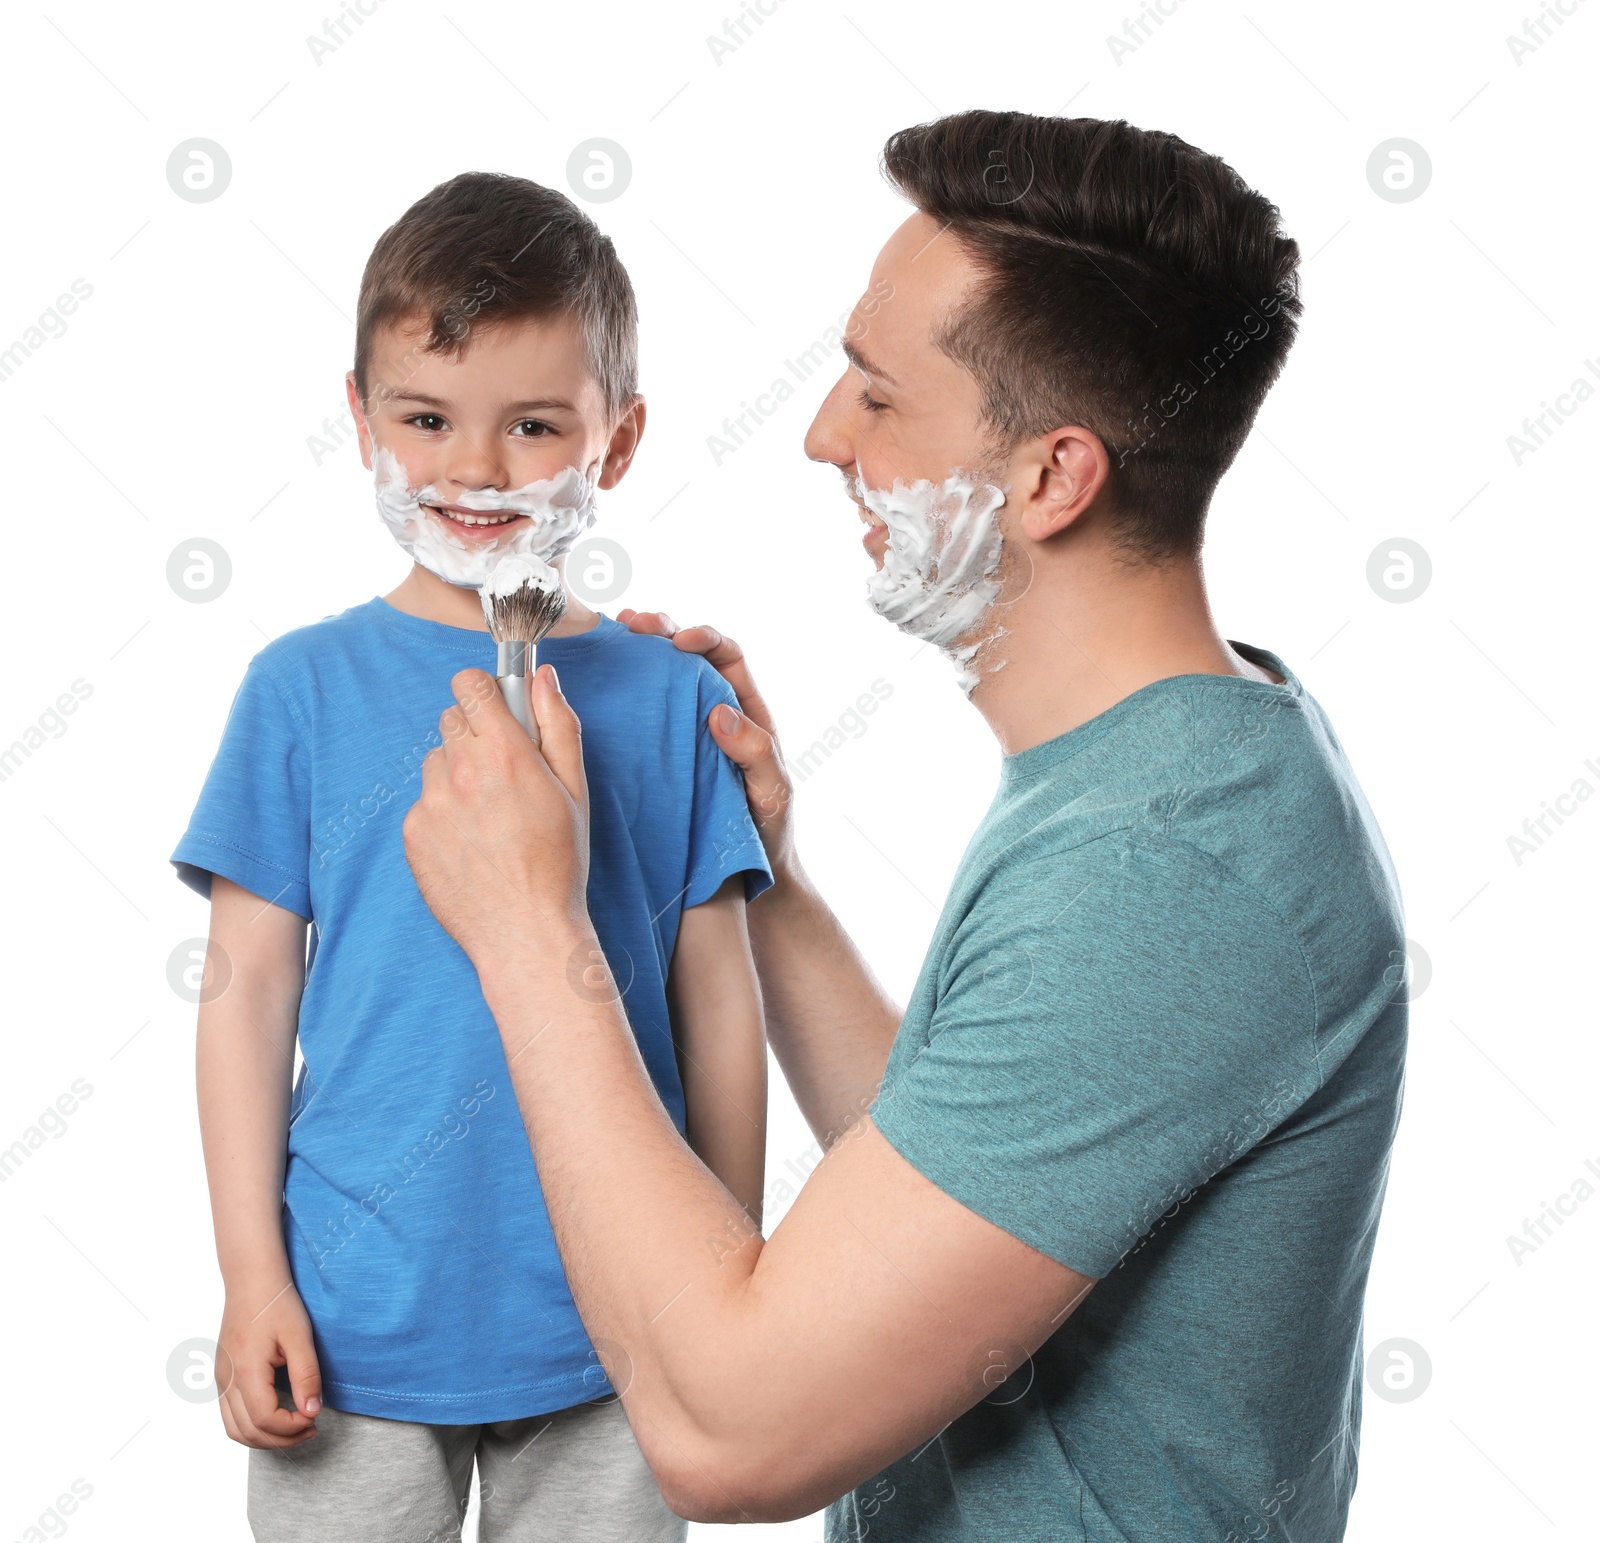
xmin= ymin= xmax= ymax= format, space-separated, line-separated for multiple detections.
xmin=441 ymin=433 xmax=506 ymax=493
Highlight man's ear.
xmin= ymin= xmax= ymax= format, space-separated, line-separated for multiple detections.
xmin=346 ymin=372 xmax=375 ymax=471
xmin=1016 ymin=425 xmax=1112 ymax=542
xmin=597 ymin=396 xmax=647 ymax=491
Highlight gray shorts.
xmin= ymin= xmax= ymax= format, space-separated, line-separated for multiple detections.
xmin=247 ymin=1377 xmax=686 ymax=1543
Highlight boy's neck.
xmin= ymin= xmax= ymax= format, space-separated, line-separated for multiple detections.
xmin=384 ymin=561 xmax=601 ymax=637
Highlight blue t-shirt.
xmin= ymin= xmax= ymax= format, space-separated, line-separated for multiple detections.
xmin=173 ymin=598 xmax=771 ymax=1424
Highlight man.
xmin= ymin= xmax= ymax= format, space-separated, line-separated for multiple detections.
xmin=401 ymin=111 xmax=1407 ymax=1540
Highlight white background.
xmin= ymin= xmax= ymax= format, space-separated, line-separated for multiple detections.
xmin=1 ymin=0 xmax=1595 ymax=1537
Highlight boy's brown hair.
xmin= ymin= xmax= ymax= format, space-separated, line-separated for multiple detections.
xmin=883 ymin=111 xmax=1302 ymax=560
xmin=355 ymin=171 xmax=638 ymax=420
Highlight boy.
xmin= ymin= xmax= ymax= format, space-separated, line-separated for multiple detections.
xmin=172 ymin=172 xmax=772 ymax=1542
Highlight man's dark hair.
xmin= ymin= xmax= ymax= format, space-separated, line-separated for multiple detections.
xmin=882 ymin=111 xmax=1302 ymax=559
xmin=354 ymin=171 xmax=637 ymax=420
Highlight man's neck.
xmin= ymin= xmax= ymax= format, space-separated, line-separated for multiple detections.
xmin=384 ymin=561 xmax=600 ymax=638
xmin=967 ymin=550 xmax=1279 ymax=756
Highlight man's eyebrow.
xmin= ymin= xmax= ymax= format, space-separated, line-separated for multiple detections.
xmin=841 ymin=339 xmax=898 ymax=389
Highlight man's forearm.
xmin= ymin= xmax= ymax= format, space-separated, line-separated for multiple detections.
xmin=479 ymin=924 xmax=774 ymax=1501
xmin=747 ymin=862 xmax=902 ymax=1146
xmin=477 ymin=915 xmax=1080 ymax=1526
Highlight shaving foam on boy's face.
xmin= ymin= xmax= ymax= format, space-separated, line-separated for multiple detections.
xmin=372 ymin=445 xmax=599 ymax=590
xmin=854 ymin=465 xmax=1009 ymax=694
xmin=358 ymin=309 xmax=620 ymax=591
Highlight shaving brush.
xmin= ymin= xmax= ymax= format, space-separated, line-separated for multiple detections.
xmin=480 ymin=556 xmax=568 ymax=744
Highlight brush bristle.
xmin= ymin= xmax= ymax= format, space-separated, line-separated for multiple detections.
xmin=484 ymin=580 xmax=568 ymax=645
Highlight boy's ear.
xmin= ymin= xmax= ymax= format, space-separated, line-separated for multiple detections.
xmin=597 ymin=396 xmax=646 ymax=491
xmin=346 ymin=372 xmax=375 ymax=471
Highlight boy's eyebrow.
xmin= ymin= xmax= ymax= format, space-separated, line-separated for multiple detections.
xmin=841 ymin=339 xmax=898 ymax=389
xmin=384 ymin=390 xmax=578 ymax=415
xmin=504 ymin=397 xmax=578 ymax=414
xmin=384 ymin=390 xmax=452 ymax=410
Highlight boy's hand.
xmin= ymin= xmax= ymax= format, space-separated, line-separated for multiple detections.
xmin=405 ymin=664 xmax=592 ymax=971
xmin=617 ymin=611 xmax=796 ymax=879
xmin=217 ymin=1278 xmax=322 ymax=1449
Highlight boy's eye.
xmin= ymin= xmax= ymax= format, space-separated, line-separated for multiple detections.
xmin=406 ymin=413 xmax=448 ymax=433
xmin=511 ymin=419 xmax=555 ymax=438
xmin=856 ymin=387 xmax=887 ymax=414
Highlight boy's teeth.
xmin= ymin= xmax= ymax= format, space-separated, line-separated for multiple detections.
xmin=439 ymin=508 xmax=518 ymax=526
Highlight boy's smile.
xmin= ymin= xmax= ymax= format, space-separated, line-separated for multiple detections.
xmin=427 ymin=504 xmax=528 ymax=538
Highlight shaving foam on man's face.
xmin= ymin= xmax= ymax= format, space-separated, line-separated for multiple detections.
xmin=798 ymin=211 xmax=1019 ymax=694
xmin=854 ymin=467 xmax=1009 ymax=694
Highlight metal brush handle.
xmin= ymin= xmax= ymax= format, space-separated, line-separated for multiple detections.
xmin=495 ymin=641 xmax=539 ymax=745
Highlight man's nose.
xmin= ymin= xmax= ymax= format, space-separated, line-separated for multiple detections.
xmin=803 ymin=371 xmax=857 ymax=468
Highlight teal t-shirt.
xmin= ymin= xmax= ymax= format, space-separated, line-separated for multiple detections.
xmin=829 ymin=646 xmax=1406 ymax=1543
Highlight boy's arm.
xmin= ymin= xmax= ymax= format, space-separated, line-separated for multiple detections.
xmin=668 ymin=875 xmax=767 ymax=1229
xmin=620 ymin=616 xmax=903 ymax=1147
xmin=196 ymin=875 xmax=322 ymax=1448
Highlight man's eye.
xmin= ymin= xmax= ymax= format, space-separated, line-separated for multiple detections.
xmin=406 ymin=414 xmax=447 ymax=432
xmin=512 ymin=419 xmax=554 ymax=438
xmin=856 ymin=388 xmax=887 ymax=414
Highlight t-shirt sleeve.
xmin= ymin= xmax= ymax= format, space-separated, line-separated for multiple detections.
xmin=683 ymin=665 xmax=774 ymax=908
xmin=869 ymin=835 xmax=1323 ymax=1278
xmin=170 ymin=654 xmax=314 ymax=920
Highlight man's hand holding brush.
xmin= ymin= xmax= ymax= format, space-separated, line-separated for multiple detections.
xmin=404 ymin=664 xmax=593 ymax=979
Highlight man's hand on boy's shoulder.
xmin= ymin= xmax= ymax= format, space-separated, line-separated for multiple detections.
xmin=617 ymin=610 xmax=795 ymax=878
xmin=216 ymin=1276 xmax=322 ymax=1449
